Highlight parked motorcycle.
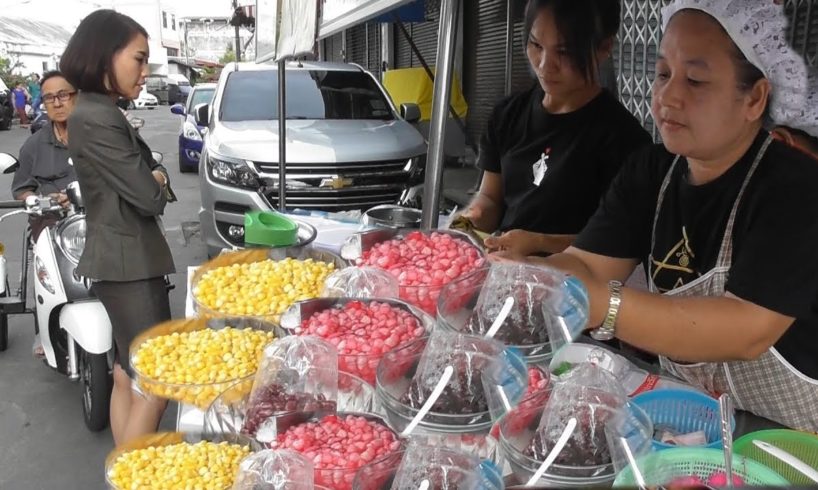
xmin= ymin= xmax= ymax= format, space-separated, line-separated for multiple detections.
xmin=0 ymin=150 xmax=165 ymax=431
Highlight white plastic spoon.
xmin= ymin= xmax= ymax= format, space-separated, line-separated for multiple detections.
xmin=485 ymin=297 xmax=514 ymax=340
xmin=526 ymin=417 xmax=577 ymax=486
xmin=418 ymin=479 xmax=430 ymax=490
xmin=753 ymin=440 xmax=818 ymax=483
xmin=401 ymin=366 xmax=454 ymax=437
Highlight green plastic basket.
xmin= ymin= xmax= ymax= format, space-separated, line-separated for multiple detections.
xmin=734 ymin=429 xmax=818 ymax=485
xmin=613 ymin=447 xmax=789 ymax=487
xmin=244 ymin=211 xmax=298 ymax=247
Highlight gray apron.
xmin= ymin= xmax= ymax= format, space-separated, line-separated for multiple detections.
xmin=647 ymin=135 xmax=818 ymax=431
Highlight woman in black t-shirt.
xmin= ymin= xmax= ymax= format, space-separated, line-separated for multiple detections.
xmin=521 ymin=0 xmax=818 ymax=431
xmin=461 ymin=0 xmax=651 ymax=256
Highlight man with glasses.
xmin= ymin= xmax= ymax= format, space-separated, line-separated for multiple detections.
xmin=11 ymin=71 xmax=78 ymax=358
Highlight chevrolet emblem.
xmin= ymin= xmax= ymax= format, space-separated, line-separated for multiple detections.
xmin=319 ymin=177 xmax=354 ymax=189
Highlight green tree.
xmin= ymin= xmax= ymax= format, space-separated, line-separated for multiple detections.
xmin=219 ymin=44 xmax=236 ymax=65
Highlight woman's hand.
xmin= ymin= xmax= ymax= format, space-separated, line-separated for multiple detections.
xmin=485 ymin=229 xmax=545 ymax=256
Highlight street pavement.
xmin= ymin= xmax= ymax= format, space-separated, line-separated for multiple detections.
xmin=0 ymin=107 xmax=478 ymax=489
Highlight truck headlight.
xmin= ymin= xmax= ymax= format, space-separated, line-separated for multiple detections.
xmin=58 ymin=218 xmax=86 ymax=264
xmin=206 ymin=153 xmax=260 ymax=190
xmin=183 ymin=121 xmax=202 ymax=141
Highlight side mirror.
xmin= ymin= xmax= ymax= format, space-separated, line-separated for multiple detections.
xmin=170 ymin=103 xmax=186 ymax=116
xmin=194 ymin=103 xmax=210 ymax=127
xmin=400 ymin=103 xmax=421 ymax=124
xmin=0 ymin=153 xmax=19 ymax=174
xmin=152 ymin=151 xmax=164 ymax=165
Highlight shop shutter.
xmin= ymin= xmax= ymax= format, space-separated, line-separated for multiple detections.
xmin=347 ymin=24 xmax=367 ymax=66
xmin=394 ymin=0 xmax=440 ymax=68
xmin=463 ymin=0 xmax=522 ymax=146
xmin=367 ymin=23 xmax=382 ymax=75
xmin=323 ymin=32 xmax=344 ymax=62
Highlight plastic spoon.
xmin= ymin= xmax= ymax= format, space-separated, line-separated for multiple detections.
xmin=753 ymin=440 xmax=818 ymax=483
xmin=402 ymin=366 xmax=454 ymax=437
xmin=418 ymin=479 xmax=430 ymax=490
xmin=718 ymin=394 xmax=734 ymax=488
xmin=526 ymin=417 xmax=577 ymax=486
xmin=620 ymin=436 xmax=648 ymax=490
xmin=485 ymin=297 xmax=514 ymax=340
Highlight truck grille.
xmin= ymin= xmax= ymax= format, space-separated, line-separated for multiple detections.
xmin=253 ymin=159 xmax=418 ymax=211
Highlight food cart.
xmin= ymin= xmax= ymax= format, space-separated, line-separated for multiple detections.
xmin=103 ymin=1 xmax=818 ymax=489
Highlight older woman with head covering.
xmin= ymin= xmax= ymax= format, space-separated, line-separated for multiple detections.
xmin=520 ymin=0 xmax=818 ymax=431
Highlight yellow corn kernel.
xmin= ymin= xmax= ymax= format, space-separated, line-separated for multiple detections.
xmin=108 ymin=441 xmax=250 ymax=490
xmin=132 ymin=327 xmax=275 ymax=407
xmin=193 ymin=258 xmax=335 ymax=317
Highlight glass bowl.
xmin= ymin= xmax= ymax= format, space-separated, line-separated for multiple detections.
xmin=191 ymin=246 xmax=346 ymax=323
xmin=262 ymin=411 xmax=403 ymax=490
xmin=204 ymin=370 xmax=376 ymax=437
xmin=352 ymin=447 xmax=504 ymax=490
xmin=497 ymin=394 xmax=626 ymax=487
xmin=437 ymin=264 xmax=561 ymax=364
xmin=105 ymin=431 xmax=261 ymax=490
xmin=375 ymin=336 xmax=518 ymax=459
xmin=129 ymin=316 xmax=276 ymax=409
xmin=279 ymin=297 xmax=435 ymax=384
xmin=340 ymin=228 xmax=486 ymax=315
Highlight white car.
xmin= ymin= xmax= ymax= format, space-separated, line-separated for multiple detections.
xmin=132 ymin=87 xmax=158 ymax=110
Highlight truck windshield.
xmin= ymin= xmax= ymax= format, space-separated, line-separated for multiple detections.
xmin=219 ymin=70 xmax=395 ymax=122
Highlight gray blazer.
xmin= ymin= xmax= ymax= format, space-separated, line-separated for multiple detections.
xmin=67 ymin=91 xmax=175 ymax=281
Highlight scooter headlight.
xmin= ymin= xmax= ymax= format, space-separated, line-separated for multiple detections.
xmin=57 ymin=218 xmax=86 ymax=265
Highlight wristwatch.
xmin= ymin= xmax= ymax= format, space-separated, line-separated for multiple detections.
xmin=591 ymin=280 xmax=623 ymax=341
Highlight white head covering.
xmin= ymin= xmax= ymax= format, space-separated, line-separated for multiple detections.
xmin=661 ymin=0 xmax=818 ymax=136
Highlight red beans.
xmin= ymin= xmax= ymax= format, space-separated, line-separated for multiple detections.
xmin=295 ymin=301 xmax=426 ymax=384
xmin=357 ymin=232 xmax=483 ymax=314
xmin=271 ymin=414 xmax=402 ymax=490
xmin=242 ymin=384 xmax=337 ymax=438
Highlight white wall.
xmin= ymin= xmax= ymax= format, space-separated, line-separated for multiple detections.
xmin=114 ymin=0 xmax=169 ymax=75
xmin=159 ymin=1 xmax=181 ymax=51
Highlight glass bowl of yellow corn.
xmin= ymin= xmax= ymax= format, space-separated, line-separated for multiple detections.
xmin=191 ymin=246 xmax=347 ymax=324
xmin=130 ymin=317 xmax=277 ymax=409
xmin=105 ymin=431 xmax=262 ymax=490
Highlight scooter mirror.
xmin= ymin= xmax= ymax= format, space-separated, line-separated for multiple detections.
xmin=0 ymin=153 xmax=19 ymax=174
xmin=152 ymin=151 xmax=164 ymax=165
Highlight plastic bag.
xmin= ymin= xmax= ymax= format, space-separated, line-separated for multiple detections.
xmin=232 ymin=449 xmax=314 ymax=490
xmin=389 ymin=444 xmax=503 ymax=490
xmin=322 ymin=266 xmax=400 ymax=299
xmin=527 ymin=363 xmax=627 ymax=472
xmin=243 ymin=337 xmax=339 ymax=442
xmin=400 ymin=330 xmax=527 ymax=419
xmin=543 ymin=275 xmax=591 ymax=353
xmin=456 ymin=263 xmax=570 ymax=348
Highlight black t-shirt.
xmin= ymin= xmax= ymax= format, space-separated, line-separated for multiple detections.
xmin=477 ymin=84 xmax=652 ymax=234
xmin=575 ymin=132 xmax=818 ymax=379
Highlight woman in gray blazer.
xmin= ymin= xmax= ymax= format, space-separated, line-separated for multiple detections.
xmin=61 ymin=10 xmax=174 ymax=445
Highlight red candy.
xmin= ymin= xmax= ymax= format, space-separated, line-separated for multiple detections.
xmin=356 ymin=232 xmax=483 ymax=314
xmin=270 ymin=414 xmax=401 ymax=490
xmin=296 ymin=301 xmax=426 ymax=383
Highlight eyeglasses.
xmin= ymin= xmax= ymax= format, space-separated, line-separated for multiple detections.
xmin=43 ymin=91 xmax=77 ymax=105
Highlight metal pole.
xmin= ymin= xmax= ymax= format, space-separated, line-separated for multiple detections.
xmin=233 ymin=0 xmax=242 ymax=61
xmin=504 ymin=0 xmax=514 ymax=95
xmin=277 ymin=57 xmax=287 ymax=211
xmin=420 ymin=0 xmax=460 ymax=230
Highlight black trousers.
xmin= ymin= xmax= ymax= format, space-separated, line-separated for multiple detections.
xmin=92 ymin=277 xmax=171 ymax=378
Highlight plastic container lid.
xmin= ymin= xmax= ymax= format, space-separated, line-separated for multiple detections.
xmin=244 ymin=210 xmax=298 ymax=247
